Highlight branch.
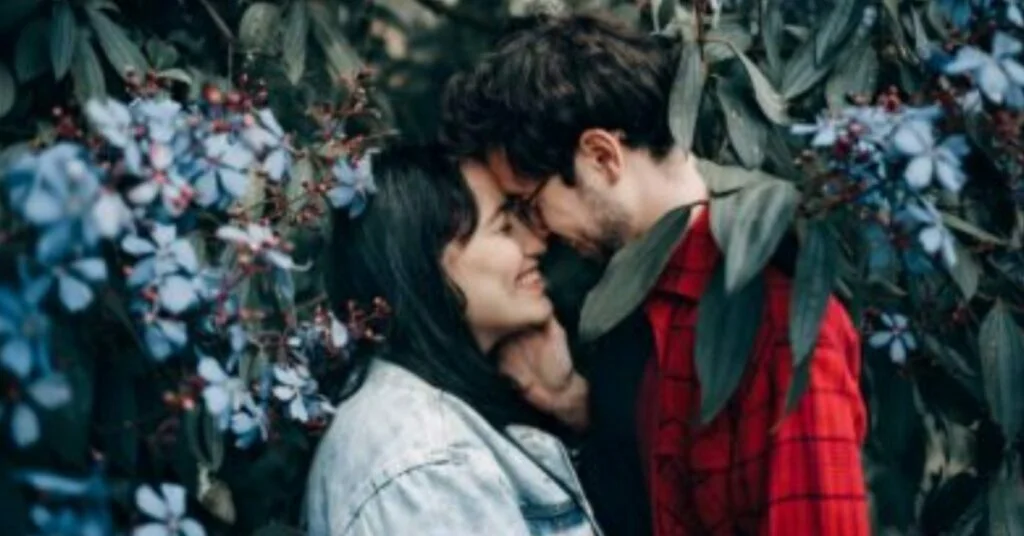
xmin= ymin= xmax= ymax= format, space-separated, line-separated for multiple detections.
xmin=195 ymin=0 xmax=236 ymax=43
xmin=413 ymin=0 xmax=499 ymax=33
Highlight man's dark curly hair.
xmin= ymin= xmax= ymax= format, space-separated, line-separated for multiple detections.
xmin=440 ymin=12 xmax=680 ymax=185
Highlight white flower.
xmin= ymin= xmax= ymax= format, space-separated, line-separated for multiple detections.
xmin=272 ymin=364 xmax=314 ymax=422
xmin=905 ymin=200 xmax=957 ymax=268
xmin=216 ymin=223 xmax=295 ymax=270
xmin=198 ymin=357 xmax=247 ymax=430
xmin=944 ymin=32 xmax=1024 ymax=107
xmin=132 ymin=483 xmax=205 ymax=536
xmin=891 ymin=120 xmax=970 ymax=193
xmin=868 ymin=313 xmax=917 ymax=364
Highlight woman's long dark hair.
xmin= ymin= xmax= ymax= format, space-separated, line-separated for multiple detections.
xmin=324 ymin=143 xmax=546 ymax=429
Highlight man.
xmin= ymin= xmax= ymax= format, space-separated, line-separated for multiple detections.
xmin=441 ymin=12 xmax=870 ymax=536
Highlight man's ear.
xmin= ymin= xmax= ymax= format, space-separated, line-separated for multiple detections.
xmin=577 ymin=129 xmax=624 ymax=186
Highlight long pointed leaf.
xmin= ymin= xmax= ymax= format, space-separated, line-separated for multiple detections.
xmin=667 ymin=42 xmax=705 ymax=154
xmin=16 ymin=19 xmax=50 ymax=82
xmin=308 ymin=1 xmax=361 ymax=82
xmin=85 ymin=6 xmax=149 ymax=79
xmin=789 ymin=219 xmax=838 ymax=365
xmin=282 ymin=0 xmax=309 ymax=85
xmin=0 ymin=63 xmax=15 ymax=118
xmin=728 ymin=44 xmax=789 ymax=124
xmin=50 ymin=1 xmax=77 ymax=80
xmin=979 ymin=301 xmax=1024 ymax=441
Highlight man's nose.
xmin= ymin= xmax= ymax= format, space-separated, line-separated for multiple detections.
xmin=513 ymin=218 xmax=549 ymax=257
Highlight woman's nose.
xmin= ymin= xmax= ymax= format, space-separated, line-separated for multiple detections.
xmin=512 ymin=218 xmax=548 ymax=257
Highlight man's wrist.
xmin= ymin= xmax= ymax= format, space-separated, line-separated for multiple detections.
xmin=548 ymin=373 xmax=589 ymax=432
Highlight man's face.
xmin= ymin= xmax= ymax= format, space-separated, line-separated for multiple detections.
xmin=484 ymin=150 xmax=629 ymax=261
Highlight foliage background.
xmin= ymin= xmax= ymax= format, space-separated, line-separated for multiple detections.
xmin=1 ymin=0 xmax=1023 ymax=535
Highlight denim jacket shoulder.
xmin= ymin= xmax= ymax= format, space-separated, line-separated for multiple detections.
xmin=304 ymin=360 xmax=600 ymax=536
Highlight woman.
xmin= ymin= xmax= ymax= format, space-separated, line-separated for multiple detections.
xmin=305 ymin=143 xmax=599 ymax=535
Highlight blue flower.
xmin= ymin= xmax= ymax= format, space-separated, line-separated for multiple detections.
xmin=85 ymin=99 xmax=144 ymax=175
xmin=198 ymin=357 xmax=247 ymax=431
xmin=790 ymin=115 xmax=849 ymax=147
xmin=123 ymin=225 xmax=199 ymax=314
xmin=143 ymin=318 xmax=188 ymax=362
xmin=2 ymin=372 xmax=72 ymax=447
xmin=327 ymin=154 xmax=376 ymax=218
xmin=243 ymin=109 xmax=292 ymax=183
xmin=216 ymin=223 xmax=295 ymax=270
xmin=271 ymin=364 xmax=332 ymax=423
xmin=125 ymin=143 xmax=195 ymax=218
xmin=230 ymin=396 xmax=269 ymax=449
xmin=869 ymin=313 xmax=917 ymax=364
xmin=1010 ymin=1 xmax=1023 ymax=28
xmin=54 ymin=257 xmax=108 ymax=312
xmin=0 ymin=274 xmax=53 ymax=379
xmin=904 ymin=200 xmax=957 ymax=268
xmin=133 ymin=483 xmax=206 ymax=536
xmin=133 ymin=99 xmax=184 ymax=145
xmin=192 ymin=133 xmax=254 ymax=208
xmin=944 ymin=32 xmax=1024 ymax=107
xmin=935 ymin=0 xmax=981 ymax=28
xmin=30 ymin=505 xmax=109 ymax=536
xmin=3 ymin=144 xmax=108 ymax=264
xmin=891 ymin=120 xmax=970 ymax=193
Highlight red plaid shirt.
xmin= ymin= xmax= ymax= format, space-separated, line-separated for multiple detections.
xmin=637 ymin=206 xmax=870 ymax=535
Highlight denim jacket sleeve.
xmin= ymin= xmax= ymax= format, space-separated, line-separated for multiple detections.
xmin=337 ymin=444 xmax=533 ymax=536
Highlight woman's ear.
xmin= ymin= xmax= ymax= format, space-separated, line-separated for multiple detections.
xmin=576 ymin=129 xmax=624 ymax=186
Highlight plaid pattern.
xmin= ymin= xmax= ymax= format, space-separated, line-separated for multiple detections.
xmin=637 ymin=207 xmax=870 ymax=535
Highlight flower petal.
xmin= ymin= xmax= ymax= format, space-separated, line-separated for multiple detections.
xmin=890 ymin=339 xmax=907 ymax=364
xmin=868 ymin=331 xmax=894 ymax=348
xmin=35 ymin=222 xmax=75 ymax=266
xmin=145 ymin=325 xmax=173 ymax=361
xmin=935 ymin=159 xmax=965 ymax=193
xmin=158 ymin=275 xmax=197 ymax=314
xmin=289 ymin=396 xmax=308 ymax=422
xmin=151 ymin=224 xmax=177 ymax=248
xmin=160 ymin=483 xmax=186 ymax=517
xmin=170 ymin=240 xmax=199 ymax=274
xmin=58 ymin=273 xmax=94 ymax=312
xmin=892 ymin=120 xmax=933 ymax=155
xmin=180 ymin=518 xmax=206 ymax=536
xmin=203 ymin=386 xmax=230 ymax=415
xmin=218 ymin=169 xmax=249 ymax=199
xmin=132 ymin=523 xmax=172 ymax=536
xmin=135 ymin=485 xmax=169 ymax=520
xmin=992 ymin=32 xmax=1023 ymax=58
xmin=72 ymin=258 xmax=109 ymax=282
xmin=157 ymin=319 xmax=188 ymax=346
xmin=128 ymin=257 xmax=157 ymax=288
xmin=128 ymin=181 xmax=160 ymax=206
xmin=904 ymin=156 xmax=934 ymax=189
xmin=92 ymin=192 xmax=131 ymax=239
xmin=272 ymin=385 xmax=296 ymax=401
xmin=28 ymin=373 xmax=72 ymax=409
xmin=326 ymin=185 xmax=356 ymax=208
xmin=1002 ymin=59 xmax=1024 ymax=86
xmin=263 ymin=250 xmax=295 ymax=271
xmin=215 ymin=226 xmax=249 ymax=244
xmin=1 ymin=339 xmax=33 ymax=379
xmin=943 ymin=46 xmax=990 ymax=74
xmin=12 ymin=404 xmax=40 ymax=447
xmin=122 ymin=235 xmax=157 ymax=256
xmin=198 ymin=357 xmax=228 ymax=383
xmin=979 ymin=63 xmax=1010 ymax=103
xmin=919 ymin=226 xmax=944 ymax=254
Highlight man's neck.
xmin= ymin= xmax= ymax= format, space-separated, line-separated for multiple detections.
xmin=630 ymin=150 xmax=708 ymax=240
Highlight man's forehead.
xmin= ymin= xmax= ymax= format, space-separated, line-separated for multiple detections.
xmin=483 ymin=150 xmax=533 ymax=196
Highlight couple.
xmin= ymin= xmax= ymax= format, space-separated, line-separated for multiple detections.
xmin=305 ymin=12 xmax=870 ymax=536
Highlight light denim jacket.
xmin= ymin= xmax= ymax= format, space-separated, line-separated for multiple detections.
xmin=304 ymin=360 xmax=601 ymax=536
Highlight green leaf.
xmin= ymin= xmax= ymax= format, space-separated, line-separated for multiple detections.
xmin=71 ymin=31 xmax=106 ymax=103
xmin=308 ymin=0 xmax=361 ymax=81
xmin=15 ymin=19 xmax=50 ymax=82
xmin=716 ymin=80 xmax=768 ymax=169
xmin=789 ymin=219 xmax=838 ymax=364
xmin=145 ymin=38 xmax=179 ymax=70
xmin=696 ymin=158 xmax=767 ymax=195
xmin=920 ymin=334 xmax=983 ymax=404
xmin=814 ymin=0 xmax=861 ymax=64
xmin=0 ymin=0 xmax=40 ymax=34
xmin=978 ymin=301 xmax=1024 ymax=442
xmin=825 ymin=37 xmax=879 ymax=110
xmin=667 ymin=42 xmax=704 ymax=154
xmin=578 ymin=206 xmax=692 ymax=343
xmin=92 ymin=361 xmax=138 ymax=475
xmin=282 ymin=0 xmax=309 ymax=85
xmin=989 ymin=457 xmax=1024 ymax=536
xmin=781 ymin=357 xmax=811 ymax=417
xmin=696 ymin=266 xmax=765 ymax=424
xmin=710 ymin=179 xmax=799 ymax=293
xmin=942 ymin=212 xmax=1009 ymax=246
xmin=156 ymin=68 xmax=193 ymax=86
xmin=238 ymin=2 xmax=282 ymax=52
xmin=948 ymin=237 xmax=980 ymax=300
xmin=728 ymin=45 xmax=789 ymax=125
xmin=85 ymin=6 xmax=149 ymax=79
xmin=0 ymin=62 xmax=15 ymax=118
xmin=651 ymin=0 xmax=675 ymax=32
xmin=761 ymin=0 xmax=783 ymax=83
xmin=50 ymin=1 xmax=77 ymax=80
xmin=703 ymin=24 xmax=754 ymax=64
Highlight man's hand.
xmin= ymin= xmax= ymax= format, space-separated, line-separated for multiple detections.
xmin=498 ymin=318 xmax=589 ymax=431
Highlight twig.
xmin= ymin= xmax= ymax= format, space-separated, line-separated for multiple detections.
xmin=195 ymin=0 xmax=237 ymax=44
xmin=412 ymin=0 xmax=499 ymax=33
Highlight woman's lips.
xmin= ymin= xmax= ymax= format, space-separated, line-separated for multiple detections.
xmin=516 ymin=268 xmax=545 ymax=292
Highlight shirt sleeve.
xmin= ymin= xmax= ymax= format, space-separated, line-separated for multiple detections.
xmin=762 ymin=299 xmax=870 ymax=536
xmin=338 ymin=446 xmax=533 ymax=536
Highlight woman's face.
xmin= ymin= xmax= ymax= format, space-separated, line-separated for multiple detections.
xmin=442 ymin=161 xmax=553 ymax=352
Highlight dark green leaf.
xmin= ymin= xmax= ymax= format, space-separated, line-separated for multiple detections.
xmin=943 ymin=212 xmax=1009 ymax=246
xmin=667 ymin=42 xmax=705 ymax=154
xmin=252 ymin=521 xmax=306 ymax=536
xmin=710 ymin=179 xmax=799 ymax=293
xmin=781 ymin=35 xmax=842 ymax=100
xmin=814 ymin=0 xmax=861 ymax=64
xmin=71 ymin=31 xmax=106 ymax=102
xmin=825 ymin=37 xmax=879 ymax=110
xmin=579 ymin=206 xmax=692 ymax=342
xmin=308 ymin=1 xmax=361 ymax=81
xmin=92 ymin=361 xmax=138 ymax=476
xmin=145 ymin=38 xmax=179 ymax=70
xmin=695 ymin=266 xmax=764 ymax=424
xmin=781 ymin=357 xmax=812 ymax=417
xmin=238 ymin=2 xmax=282 ymax=52
xmin=0 ymin=0 xmax=40 ymax=34
xmin=789 ymin=220 xmax=838 ymax=365
xmin=978 ymin=301 xmax=1024 ymax=441
xmin=716 ymin=80 xmax=768 ymax=169
xmin=85 ymin=6 xmax=149 ymax=79
xmin=282 ymin=0 xmax=309 ymax=85
xmin=948 ymin=237 xmax=980 ymax=301
xmin=0 ymin=62 xmax=15 ymax=118
xmin=156 ymin=68 xmax=193 ymax=86
xmin=15 ymin=19 xmax=50 ymax=82
xmin=703 ymin=24 xmax=754 ymax=64
xmin=729 ymin=45 xmax=789 ymax=124
xmin=696 ymin=158 xmax=768 ymax=195
xmin=761 ymin=0 xmax=783 ymax=83
xmin=989 ymin=457 xmax=1024 ymax=536
xmin=651 ymin=0 xmax=675 ymax=32
xmin=50 ymin=1 xmax=77 ymax=80
xmin=920 ymin=334 xmax=983 ymax=404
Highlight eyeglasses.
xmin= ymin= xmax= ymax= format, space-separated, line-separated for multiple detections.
xmin=509 ymin=177 xmax=551 ymax=231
